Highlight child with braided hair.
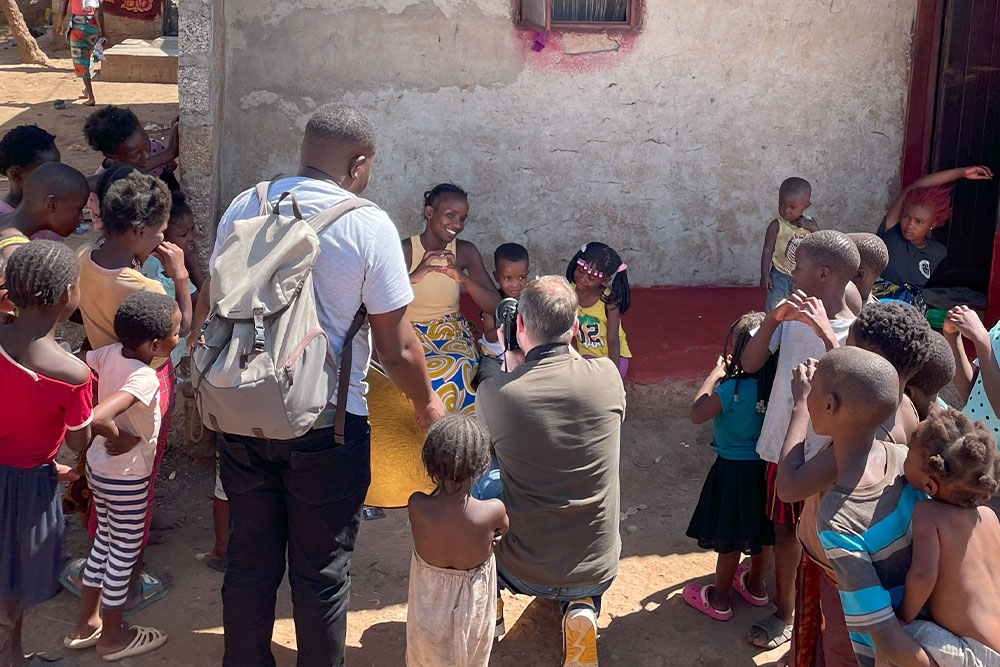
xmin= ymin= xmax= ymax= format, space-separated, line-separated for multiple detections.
xmin=406 ymin=415 xmax=508 ymax=667
xmin=566 ymin=242 xmax=631 ymax=377
xmin=900 ymin=408 xmax=1000 ymax=667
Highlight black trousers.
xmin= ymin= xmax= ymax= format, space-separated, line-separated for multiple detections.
xmin=219 ymin=415 xmax=371 ymax=667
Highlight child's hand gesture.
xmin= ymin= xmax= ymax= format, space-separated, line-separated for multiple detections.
xmin=772 ymin=290 xmax=807 ymax=322
xmin=793 ymin=296 xmax=839 ymax=351
xmin=154 ymin=241 xmax=189 ymax=281
xmin=410 ymin=249 xmax=455 ymax=284
xmin=760 ymin=272 xmax=772 ymax=290
xmin=791 ymin=359 xmax=817 ymax=406
xmin=964 ymin=165 xmax=994 ymax=181
xmin=55 ymin=462 xmax=81 ymax=483
xmin=947 ymin=305 xmax=990 ymax=349
xmin=711 ymin=354 xmax=730 ymax=379
xmin=104 ymin=428 xmax=141 ymax=456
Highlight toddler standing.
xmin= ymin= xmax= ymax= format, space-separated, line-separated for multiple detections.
xmin=759 ymin=177 xmax=818 ymax=312
xmin=0 ymin=241 xmax=93 ymax=666
xmin=900 ymin=409 xmax=1000 ymax=667
xmin=475 ymin=242 xmax=529 ymax=387
xmin=65 ymin=291 xmax=179 ymax=661
xmin=684 ymin=312 xmax=774 ymax=621
xmin=566 ymin=242 xmax=631 ymax=377
xmin=407 ymin=415 xmax=508 ymax=667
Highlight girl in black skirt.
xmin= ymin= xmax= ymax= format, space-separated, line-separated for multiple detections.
xmin=683 ymin=311 xmax=775 ymax=622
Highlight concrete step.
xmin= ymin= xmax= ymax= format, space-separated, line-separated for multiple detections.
xmin=100 ymin=37 xmax=177 ymax=84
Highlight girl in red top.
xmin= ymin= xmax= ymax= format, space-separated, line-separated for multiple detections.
xmin=0 ymin=240 xmax=93 ymax=665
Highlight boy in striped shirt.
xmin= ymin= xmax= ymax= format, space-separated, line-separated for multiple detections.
xmin=801 ymin=347 xmax=935 ymax=666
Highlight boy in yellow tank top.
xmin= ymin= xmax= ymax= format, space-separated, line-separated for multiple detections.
xmin=760 ymin=177 xmax=818 ymax=312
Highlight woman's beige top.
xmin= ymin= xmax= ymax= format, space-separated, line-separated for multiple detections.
xmin=405 ymin=234 xmax=460 ymax=323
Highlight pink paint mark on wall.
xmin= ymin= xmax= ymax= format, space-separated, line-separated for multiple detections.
xmin=517 ymin=29 xmax=638 ymax=72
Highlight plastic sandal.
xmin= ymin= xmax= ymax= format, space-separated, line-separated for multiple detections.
xmin=123 ymin=572 xmax=170 ymax=617
xmin=682 ymin=583 xmax=733 ymax=621
xmin=749 ymin=613 xmax=793 ymax=649
xmin=58 ymin=558 xmax=87 ymax=598
xmin=63 ymin=625 xmax=101 ymax=649
xmin=100 ymin=625 xmax=167 ymax=662
xmin=732 ymin=563 xmax=770 ymax=607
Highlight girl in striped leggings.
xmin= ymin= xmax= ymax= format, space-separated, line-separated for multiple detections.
xmin=64 ymin=291 xmax=180 ymax=661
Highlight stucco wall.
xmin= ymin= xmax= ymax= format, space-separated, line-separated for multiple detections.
xmin=181 ymin=0 xmax=918 ymax=285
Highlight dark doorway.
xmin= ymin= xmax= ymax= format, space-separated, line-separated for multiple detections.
xmin=924 ymin=0 xmax=1000 ymax=289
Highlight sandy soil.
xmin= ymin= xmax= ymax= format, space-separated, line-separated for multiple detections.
xmin=2 ymin=37 xmax=786 ymax=667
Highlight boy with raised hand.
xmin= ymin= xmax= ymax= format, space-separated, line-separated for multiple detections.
xmin=899 ymin=408 xmax=1000 ymax=667
xmin=794 ymin=347 xmax=935 ymax=666
xmin=741 ymin=230 xmax=860 ymax=651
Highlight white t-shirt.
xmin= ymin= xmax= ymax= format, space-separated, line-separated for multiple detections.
xmin=756 ymin=318 xmax=855 ymax=463
xmin=210 ymin=177 xmax=413 ymax=415
xmin=86 ymin=344 xmax=161 ymax=478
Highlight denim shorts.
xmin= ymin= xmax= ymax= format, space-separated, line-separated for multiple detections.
xmin=766 ymin=266 xmax=794 ymax=312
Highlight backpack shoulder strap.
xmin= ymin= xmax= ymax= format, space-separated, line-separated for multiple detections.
xmin=254 ymin=181 xmax=273 ymax=216
xmin=332 ymin=304 xmax=368 ymax=445
xmin=307 ymin=198 xmax=376 ymax=236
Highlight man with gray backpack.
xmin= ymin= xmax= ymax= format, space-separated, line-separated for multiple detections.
xmin=193 ymin=103 xmax=444 ymax=667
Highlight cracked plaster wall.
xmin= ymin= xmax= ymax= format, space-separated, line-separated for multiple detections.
xmin=181 ymin=0 xmax=918 ymax=285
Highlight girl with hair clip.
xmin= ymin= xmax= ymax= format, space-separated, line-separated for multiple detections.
xmin=872 ymin=165 xmax=993 ymax=311
xmin=566 ymin=242 xmax=632 ymax=377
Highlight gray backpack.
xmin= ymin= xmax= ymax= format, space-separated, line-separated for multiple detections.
xmin=191 ymin=182 xmax=373 ymax=443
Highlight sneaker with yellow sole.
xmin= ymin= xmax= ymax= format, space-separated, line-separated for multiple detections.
xmin=562 ymin=598 xmax=598 ymax=667
xmin=495 ymin=596 xmax=506 ymax=638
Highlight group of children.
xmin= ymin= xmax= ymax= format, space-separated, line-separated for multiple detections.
xmin=0 ymin=107 xmax=195 ymax=665
xmin=686 ymin=176 xmax=1000 ymax=667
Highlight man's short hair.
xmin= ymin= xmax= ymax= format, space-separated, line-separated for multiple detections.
xmin=305 ymin=103 xmax=376 ymax=151
xmin=779 ymin=177 xmax=811 ymax=199
xmin=847 ymin=232 xmax=889 ymax=276
xmin=851 ymin=301 xmax=931 ymax=381
xmin=815 ymin=346 xmax=899 ymax=427
xmin=796 ymin=230 xmax=860 ymax=280
xmin=518 ymin=275 xmax=578 ymax=344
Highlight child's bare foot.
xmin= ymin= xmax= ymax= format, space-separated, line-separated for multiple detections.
xmin=95 ymin=622 xmax=167 ymax=660
xmin=150 ymin=508 xmax=185 ymax=531
xmin=706 ymin=586 xmax=731 ymax=613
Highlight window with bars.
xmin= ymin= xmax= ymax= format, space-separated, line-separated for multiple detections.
xmin=518 ymin=0 xmax=641 ymax=31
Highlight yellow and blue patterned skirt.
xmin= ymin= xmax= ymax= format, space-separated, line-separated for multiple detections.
xmin=411 ymin=313 xmax=479 ymax=416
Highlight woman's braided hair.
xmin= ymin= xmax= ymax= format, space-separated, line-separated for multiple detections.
xmin=2 ymin=240 xmax=78 ymax=309
xmin=421 ymin=414 xmax=490 ymax=488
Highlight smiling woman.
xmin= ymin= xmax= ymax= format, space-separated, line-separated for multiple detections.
xmin=401 ymin=184 xmax=501 ymax=416
xmin=871 ymin=165 xmax=994 ymax=312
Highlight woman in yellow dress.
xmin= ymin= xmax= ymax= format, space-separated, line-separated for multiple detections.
xmin=402 ymin=184 xmax=500 ymax=415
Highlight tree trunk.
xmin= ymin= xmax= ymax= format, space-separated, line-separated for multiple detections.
xmin=0 ymin=0 xmax=52 ymax=66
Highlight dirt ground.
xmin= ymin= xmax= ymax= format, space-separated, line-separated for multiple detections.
xmin=2 ymin=38 xmax=786 ymax=667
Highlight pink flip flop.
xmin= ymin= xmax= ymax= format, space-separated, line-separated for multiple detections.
xmin=733 ymin=563 xmax=770 ymax=607
xmin=682 ymin=583 xmax=733 ymax=621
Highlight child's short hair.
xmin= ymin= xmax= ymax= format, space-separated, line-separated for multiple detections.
xmin=421 ymin=415 xmax=490 ymax=488
xmin=846 ymin=232 xmax=889 ymax=276
xmin=114 ymin=291 xmax=178 ymax=349
xmin=83 ymin=106 xmax=141 ymax=155
xmin=911 ymin=408 xmax=1000 ymax=507
xmin=903 ymin=186 xmax=953 ymax=228
xmin=2 ymin=241 xmax=78 ymax=309
xmin=169 ymin=189 xmax=192 ymax=222
xmin=815 ymin=346 xmax=899 ymax=426
xmin=423 ymin=183 xmax=467 ymax=209
xmin=96 ymin=163 xmax=140 ymax=203
xmin=305 ymin=103 xmax=376 ymax=152
xmin=494 ymin=242 xmax=528 ymax=267
xmin=794 ymin=230 xmax=861 ymax=281
xmin=908 ymin=331 xmax=955 ymax=399
xmin=102 ymin=172 xmax=171 ymax=235
xmin=850 ymin=301 xmax=931 ymax=381
xmin=779 ymin=177 xmax=811 ymax=199
xmin=565 ymin=242 xmax=631 ymax=315
xmin=723 ymin=311 xmax=764 ymax=380
xmin=0 ymin=124 xmax=57 ymax=174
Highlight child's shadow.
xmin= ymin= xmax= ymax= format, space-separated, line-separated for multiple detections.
xmin=346 ymin=620 xmax=406 ymax=665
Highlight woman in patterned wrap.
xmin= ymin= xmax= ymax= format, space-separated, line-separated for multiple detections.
xmin=401 ymin=184 xmax=500 ymax=415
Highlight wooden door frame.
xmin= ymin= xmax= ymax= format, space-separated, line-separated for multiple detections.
xmin=902 ymin=0 xmax=1000 ymax=325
